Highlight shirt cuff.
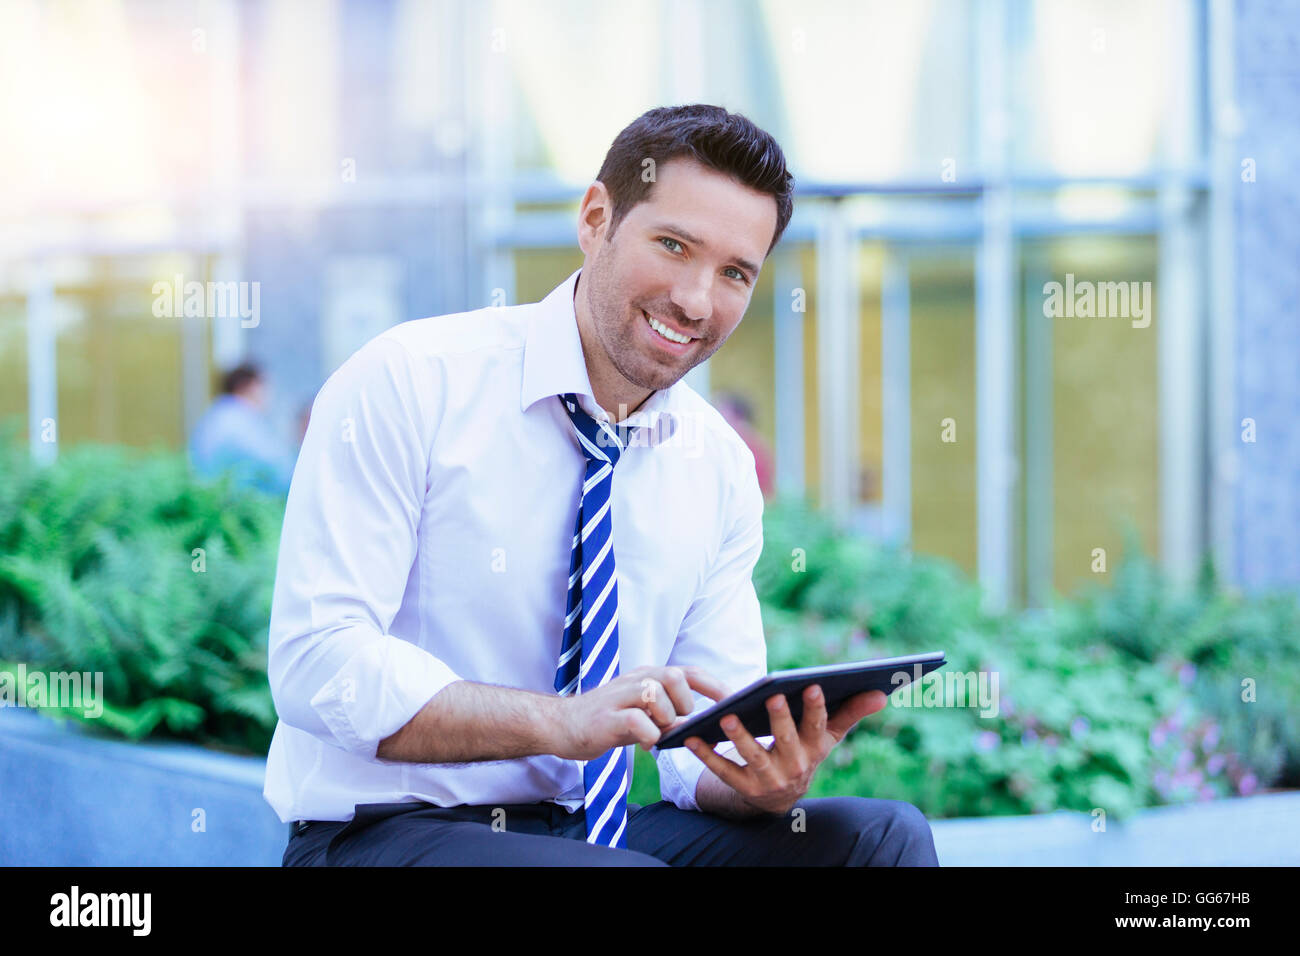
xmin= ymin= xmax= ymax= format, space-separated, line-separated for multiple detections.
xmin=309 ymin=636 xmax=462 ymax=760
xmin=655 ymin=744 xmax=710 ymax=812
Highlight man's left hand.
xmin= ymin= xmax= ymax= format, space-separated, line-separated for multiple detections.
xmin=684 ymin=685 xmax=887 ymax=815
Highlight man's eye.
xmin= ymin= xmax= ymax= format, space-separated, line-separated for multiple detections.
xmin=725 ymin=267 xmax=749 ymax=284
xmin=659 ymin=237 xmax=683 ymax=254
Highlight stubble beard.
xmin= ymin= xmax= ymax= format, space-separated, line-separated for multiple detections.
xmin=584 ymin=243 xmax=716 ymax=394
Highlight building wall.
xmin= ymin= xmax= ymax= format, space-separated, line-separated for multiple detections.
xmin=1233 ymin=0 xmax=1300 ymax=589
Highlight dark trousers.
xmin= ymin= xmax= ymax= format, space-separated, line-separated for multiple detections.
xmin=282 ymin=796 xmax=940 ymax=866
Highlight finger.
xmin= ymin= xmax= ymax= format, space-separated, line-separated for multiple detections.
xmin=826 ymin=690 xmax=887 ymax=740
xmin=653 ymin=666 xmax=697 ymax=720
xmin=680 ymin=666 xmax=731 ymax=704
xmin=622 ymin=707 xmax=663 ymax=750
xmin=718 ymin=713 xmax=778 ymax=783
xmin=625 ymin=678 xmax=678 ymax=729
xmin=683 ymin=736 xmax=751 ymax=795
xmin=798 ymin=683 xmax=829 ymax=747
xmin=765 ymin=693 xmax=803 ymax=763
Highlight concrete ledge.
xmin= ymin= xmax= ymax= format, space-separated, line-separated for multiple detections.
xmin=931 ymin=791 xmax=1300 ymax=866
xmin=0 ymin=707 xmax=285 ymax=866
xmin=4 ymin=706 xmax=1296 ymax=865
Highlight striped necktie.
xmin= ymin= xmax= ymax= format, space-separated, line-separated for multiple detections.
xmin=554 ymin=392 xmax=635 ymax=849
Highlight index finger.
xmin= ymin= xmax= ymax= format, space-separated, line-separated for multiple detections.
xmin=647 ymin=667 xmax=695 ymax=720
xmin=665 ymin=666 xmax=731 ymax=711
xmin=650 ymin=667 xmax=731 ymax=735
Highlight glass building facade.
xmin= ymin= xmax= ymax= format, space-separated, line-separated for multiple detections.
xmin=2 ymin=0 xmax=1296 ymax=604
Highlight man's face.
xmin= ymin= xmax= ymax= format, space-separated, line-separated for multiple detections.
xmin=577 ymin=157 xmax=777 ymax=395
xmin=239 ymin=378 xmax=268 ymax=411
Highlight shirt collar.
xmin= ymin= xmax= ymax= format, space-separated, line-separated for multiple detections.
xmin=520 ymin=268 xmax=680 ymax=442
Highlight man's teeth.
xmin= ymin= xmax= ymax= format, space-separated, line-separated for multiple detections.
xmin=645 ymin=313 xmax=691 ymax=344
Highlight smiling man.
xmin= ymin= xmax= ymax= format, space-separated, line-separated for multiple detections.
xmin=266 ymin=104 xmax=939 ymax=866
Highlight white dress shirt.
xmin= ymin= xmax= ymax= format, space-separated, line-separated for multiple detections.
xmin=263 ymin=268 xmax=770 ymax=824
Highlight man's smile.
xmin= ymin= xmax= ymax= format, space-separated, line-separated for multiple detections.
xmin=641 ymin=308 xmax=700 ymax=354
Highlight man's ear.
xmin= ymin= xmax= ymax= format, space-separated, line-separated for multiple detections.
xmin=576 ymin=181 xmax=613 ymax=256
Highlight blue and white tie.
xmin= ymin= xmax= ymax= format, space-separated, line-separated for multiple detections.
xmin=554 ymin=392 xmax=634 ymax=849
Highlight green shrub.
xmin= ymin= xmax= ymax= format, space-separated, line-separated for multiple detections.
xmin=0 ymin=431 xmax=281 ymax=753
xmin=640 ymin=499 xmax=1298 ymax=817
xmin=3 ymin=432 xmax=1296 ymax=820
xmin=745 ymin=504 xmax=1300 ymax=818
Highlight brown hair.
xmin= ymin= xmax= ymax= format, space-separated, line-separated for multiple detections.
xmin=220 ymin=361 xmax=263 ymax=396
xmin=595 ymin=104 xmax=794 ymax=257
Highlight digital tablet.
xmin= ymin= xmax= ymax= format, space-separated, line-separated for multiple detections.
xmin=654 ymin=651 xmax=947 ymax=749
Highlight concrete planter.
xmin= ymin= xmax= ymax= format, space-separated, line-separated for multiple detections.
xmin=4 ymin=704 xmax=1296 ymax=866
xmin=932 ymin=790 xmax=1300 ymax=866
xmin=0 ymin=707 xmax=285 ymax=866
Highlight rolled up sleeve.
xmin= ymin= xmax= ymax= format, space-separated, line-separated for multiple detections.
xmin=654 ymin=448 xmax=770 ymax=812
xmin=266 ymin=334 xmax=461 ymax=760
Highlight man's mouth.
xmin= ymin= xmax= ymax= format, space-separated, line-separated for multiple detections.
xmin=642 ymin=309 xmax=696 ymax=347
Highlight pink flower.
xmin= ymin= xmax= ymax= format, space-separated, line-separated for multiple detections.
xmin=1207 ymin=754 xmax=1225 ymax=775
xmin=1176 ymin=748 xmax=1194 ymax=771
xmin=846 ymin=628 xmax=869 ymax=654
xmin=1022 ymin=728 xmax=1038 ymax=745
xmin=1179 ymin=662 xmax=1196 ymax=686
xmin=1070 ymin=717 xmax=1090 ymax=739
xmin=1198 ymin=785 xmax=1215 ymax=801
xmin=1150 ymin=727 xmax=1168 ymax=748
xmin=975 ymin=730 xmax=1000 ymax=752
xmin=1201 ymin=724 xmax=1220 ymax=752
xmin=1239 ymin=773 xmax=1258 ymax=796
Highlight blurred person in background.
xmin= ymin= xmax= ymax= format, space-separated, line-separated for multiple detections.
xmin=294 ymin=401 xmax=313 ymax=449
xmin=714 ymin=391 xmax=775 ymax=499
xmin=189 ymin=361 xmax=294 ymax=496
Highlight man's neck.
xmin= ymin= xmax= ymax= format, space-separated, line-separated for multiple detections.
xmin=573 ymin=271 xmax=654 ymax=423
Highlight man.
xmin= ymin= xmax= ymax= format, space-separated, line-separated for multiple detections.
xmin=266 ymin=104 xmax=939 ymax=866
xmin=189 ymin=361 xmax=293 ymax=496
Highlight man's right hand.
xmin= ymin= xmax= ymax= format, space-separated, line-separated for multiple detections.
xmin=552 ymin=665 xmax=730 ymax=760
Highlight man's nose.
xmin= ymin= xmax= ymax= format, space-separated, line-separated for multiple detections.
xmin=670 ymin=272 xmax=713 ymax=324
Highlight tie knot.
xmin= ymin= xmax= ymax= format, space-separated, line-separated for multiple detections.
xmin=560 ymin=393 xmax=633 ymax=466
